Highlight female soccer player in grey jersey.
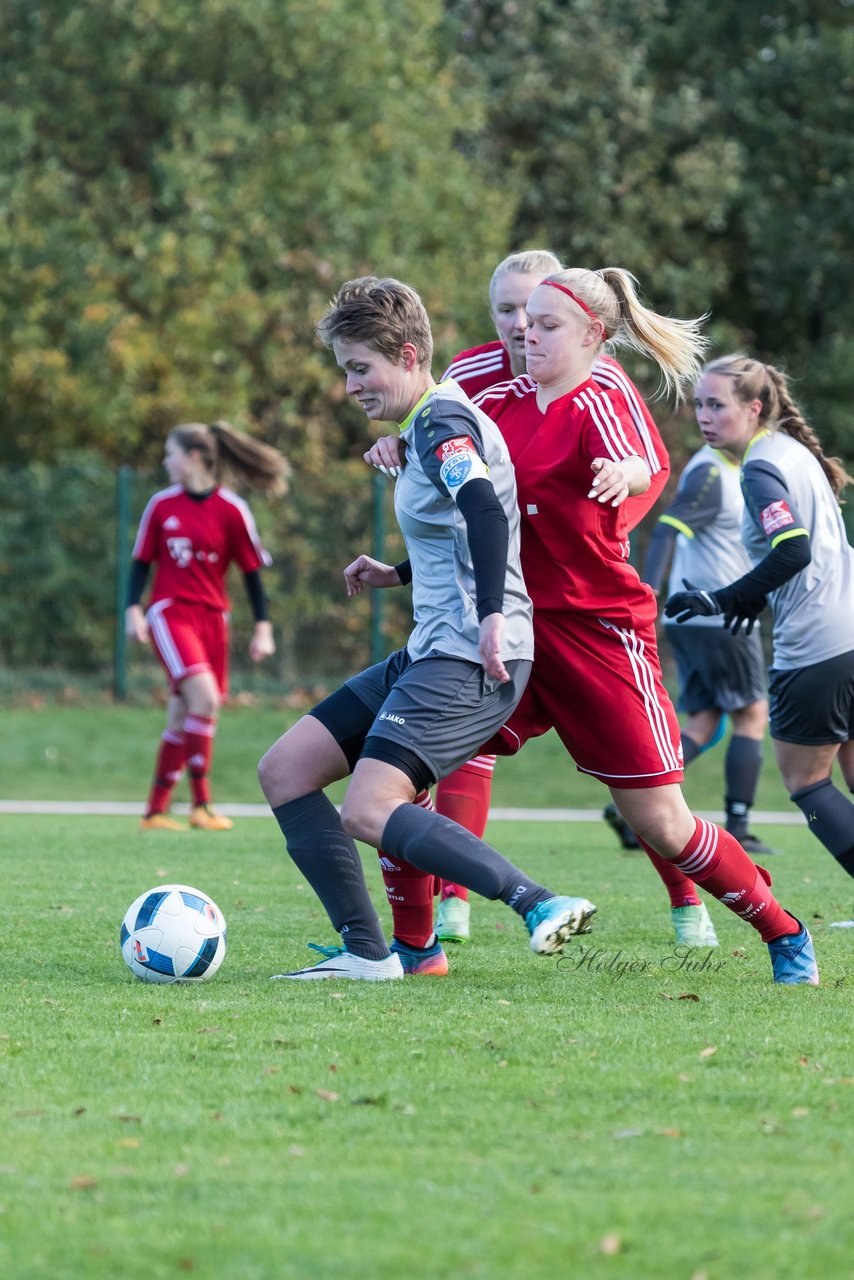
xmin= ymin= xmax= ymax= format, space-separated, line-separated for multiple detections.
xmin=666 ymin=354 xmax=854 ymax=897
xmin=257 ymin=277 xmax=595 ymax=979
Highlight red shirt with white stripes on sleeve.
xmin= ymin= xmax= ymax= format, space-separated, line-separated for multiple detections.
xmin=132 ymin=485 xmax=271 ymax=612
xmin=476 ymin=375 xmax=658 ymax=626
xmin=444 ymin=343 xmax=669 ymax=526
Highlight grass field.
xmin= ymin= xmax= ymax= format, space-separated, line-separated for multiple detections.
xmin=2 ymin=705 xmax=853 ymax=1279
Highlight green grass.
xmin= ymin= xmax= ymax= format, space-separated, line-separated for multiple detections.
xmin=0 ymin=702 xmax=801 ymax=812
xmin=2 ymin=704 xmax=852 ymax=1277
xmin=1 ymin=810 xmax=852 ymax=1280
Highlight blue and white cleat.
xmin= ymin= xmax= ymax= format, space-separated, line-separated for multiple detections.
xmin=525 ymin=895 xmax=597 ymax=954
xmin=272 ymin=943 xmax=403 ymax=981
xmin=768 ymin=921 xmax=819 ymax=985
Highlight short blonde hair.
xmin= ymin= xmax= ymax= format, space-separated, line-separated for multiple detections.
xmin=489 ymin=249 xmax=563 ymax=308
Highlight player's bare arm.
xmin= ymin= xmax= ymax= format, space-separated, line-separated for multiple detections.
xmin=249 ymin=620 xmax=275 ymax=662
xmin=588 ymin=455 xmax=650 ymax=507
xmin=479 ymin=612 xmax=510 ymax=684
xmin=125 ymin=604 xmax=149 ymax=645
xmin=364 ymin=436 xmax=407 ymax=476
xmin=343 ymin=554 xmax=404 ymax=597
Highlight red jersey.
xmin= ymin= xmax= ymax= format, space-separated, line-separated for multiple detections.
xmin=441 ymin=340 xmax=511 ymax=399
xmin=480 ymin=376 xmax=657 ymax=626
xmin=445 ymin=344 xmax=669 ymax=524
xmin=132 ymin=485 xmax=270 ymax=612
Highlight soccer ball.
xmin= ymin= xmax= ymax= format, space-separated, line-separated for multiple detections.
xmin=120 ymin=884 xmax=227 ymax=984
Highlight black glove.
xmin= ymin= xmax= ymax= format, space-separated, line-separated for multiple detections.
xmin=721 ymin=597 xmax=766 ymax=637
xmin=665 ymin=578 xmax=765 ymax=636
xmin=664 ymin=579 xmax=722 ymax=624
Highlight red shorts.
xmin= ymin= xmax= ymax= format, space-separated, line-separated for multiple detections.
xmin=146 ymin=599 xmax=230 ymax=696
xmin=489 ymin=610 xmax=684 ymax=788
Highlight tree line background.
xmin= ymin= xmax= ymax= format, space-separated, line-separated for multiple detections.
xmin=1 ymin=0 xmax=852 ymax=695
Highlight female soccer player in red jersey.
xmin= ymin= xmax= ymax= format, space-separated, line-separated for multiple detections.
xmin=126 ymin=421 xmax=288 ymax=831
xmin=423 ymin=250 xmax=672 ymax=945
xmin=370 ymin=269 xmax=818 ymax=984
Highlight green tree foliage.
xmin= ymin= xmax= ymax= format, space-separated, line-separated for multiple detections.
xmin=1 ymin=1 xmax=850 ymax=686
xmin=0 ymin=0 xmax=508 ymax=469
xmin=449 ymin=0 xmax=854 ymax=457
xmin=0 ymin=0 xmax=508 ymax=678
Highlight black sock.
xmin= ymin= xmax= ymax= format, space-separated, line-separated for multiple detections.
xmin=271 ymin=792 xmax=390 ymax=960
xmin=681 ymin=733 xmax=701 ymax=766
xmin=790 ymin=778 xmax=854 ymax=878
xmin=724 ymin=735 xmax=763 ymax=839
xmin=381 ymin=803 xmax=551 ymax=918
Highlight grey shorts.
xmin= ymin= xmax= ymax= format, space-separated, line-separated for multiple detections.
xmin=311 ymin=647 xmax=532 ymax=792
xmin=768 ymin=649 xmax=854 ymax=745
xmin=665 ymin=624 xmax=766 ymax=715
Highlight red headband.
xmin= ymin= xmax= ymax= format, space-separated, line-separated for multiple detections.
xmin=541 ymin=280 xmax=598 ymax=320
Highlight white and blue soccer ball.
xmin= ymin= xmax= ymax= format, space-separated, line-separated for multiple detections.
xmin=120 ymin=884 xmax=227 ymax=983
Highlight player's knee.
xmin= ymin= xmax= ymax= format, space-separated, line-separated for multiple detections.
xmin=339 ymin=792 xmax=368 ymax=841
xmin=257 ymin=742 xmax=286 ymax=801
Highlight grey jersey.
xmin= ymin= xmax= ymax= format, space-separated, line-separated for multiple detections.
xmin=741 ymin=430 xmax=854 ymax=669
xmin=395 ymin=378 xmax=534 ymax=664
xmin=663 ymin=445 xmax=754 ymax=630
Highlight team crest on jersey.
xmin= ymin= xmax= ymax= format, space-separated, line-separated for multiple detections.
xmin=163 ymin=516 xmax=181 ymax=530
xmin=167 ymin=536 xmax=194 ymax=567
xmin=759 ymin=500 xmax=795 ymax=537
xmin=435 ymin=436 xmax=488 ymax=489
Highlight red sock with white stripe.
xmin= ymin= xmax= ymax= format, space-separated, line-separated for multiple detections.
xmin=435 ymin=756 xmax=496 ymax=902
xmin=184 ymin=714 xmax=216 ymax=807
xmin=671 ymin=818 xmax=798 ymax=942
xmin=378 ymin=791 xmax=438 ymax=947
xmin=637 ymin=839 xmax=701 ymax=908
xmin=147 ymin=730 xmax=186 ymax=815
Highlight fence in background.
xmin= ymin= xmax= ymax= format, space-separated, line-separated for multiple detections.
xmin=0 ymin=461 xmax=398 ymax=700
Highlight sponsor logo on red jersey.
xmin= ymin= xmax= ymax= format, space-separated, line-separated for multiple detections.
xmin=759 ymin=500 xmax=795 ymax=537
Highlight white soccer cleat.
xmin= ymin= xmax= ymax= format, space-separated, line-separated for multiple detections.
xmin=271 ymin=944 xmax=404 ymax=981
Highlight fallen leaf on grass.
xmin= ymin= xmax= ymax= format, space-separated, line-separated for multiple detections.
xmin=497 ymin=999 xmax=511 ymax=1006
xmin=677 ymin=993 xmax=700 ymax=1001
xmin=71 ymin=1108 xmax=86 ymax=1117
xmin=117 ymin=1138 xmax=140 ymax=1149
xmin=263 ymin=1066 xmax=281 ymax=1076
xmin=117 ymin=1114 xmax=141 ymax=1124
xmin=699 ymin=1046 xmax=718 ymax=1058
xmin=657 ymin=1127 xmax=681 ymax=1138
xmin=177 ymin=1257 xmax=195 ymax=1270
xmin=14 ymin=1110 xmax=44 ymax=1118
xmin=791 ymin=1107 xmax=810 ymax=1117
xmin=658 ymin=992 xmax=674 ymax=1000
xmin=599 ymin=1234 xmax=621 ymax=1255
xmin=69 ymin=1175 xmax=97 ymax=1190
xmin=288 ymin=1085 xmax=302 ymax=1095
xmin=197 ymin=1027 xmax=221 ymax=1035
xmin=316 ymin=1089 xmax=339 ymax=1102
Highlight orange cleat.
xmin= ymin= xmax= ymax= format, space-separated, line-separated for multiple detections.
xmin=139 ymin=812 xmax=188 ymax=832
xmin=189 ymin=804 xmax=234 ymax=831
